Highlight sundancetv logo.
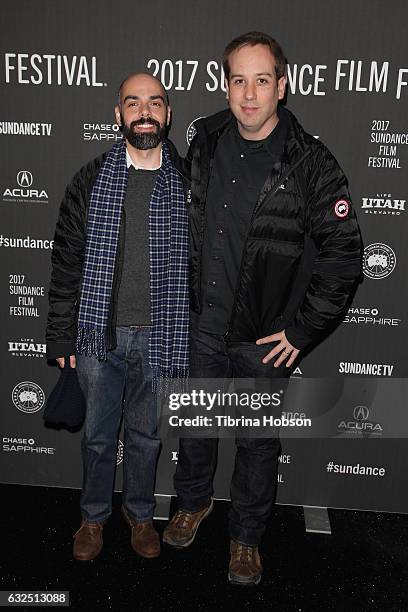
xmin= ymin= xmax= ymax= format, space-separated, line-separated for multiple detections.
xmin=0 ymin=121 xmax=52 ymax=136
xmin=338 ymin=362 xmax=394 ymax=376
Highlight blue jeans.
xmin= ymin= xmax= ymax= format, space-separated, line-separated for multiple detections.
xmin=174 ymin=314 xmax=291 ymax=546
xmin=76 ymin=326 xmax=160 ymax=523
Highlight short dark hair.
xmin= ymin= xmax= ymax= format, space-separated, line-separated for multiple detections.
xmin=222 ymin=31 xmax=287 ymax=81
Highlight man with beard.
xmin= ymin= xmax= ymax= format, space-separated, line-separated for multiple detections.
xmin=163 ymin=33 xmax=361 ymax=585
xmin=46 ymin=73 xmax=189 ymax=561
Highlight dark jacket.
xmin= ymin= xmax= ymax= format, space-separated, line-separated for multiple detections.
xmin=46 ymin=139 xmax=183 ymax=360
xmin=187 ymin=107 xmax=362 ymax=349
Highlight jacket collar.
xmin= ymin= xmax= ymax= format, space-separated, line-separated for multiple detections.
xmin=165 ymin=138 xmax=189 ymax=179
xmin=197 ymin=105 xmax=312 ymax=162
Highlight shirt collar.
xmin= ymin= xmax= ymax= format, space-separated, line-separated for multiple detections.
xmin=232 ymin=107 xmax=288 ymax=159
xmin=126 ymin=146 xmax=162 ymax=170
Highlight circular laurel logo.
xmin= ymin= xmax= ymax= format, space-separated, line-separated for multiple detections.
xmin=353 ymin=405 xmax=369 ymax=421
xmin=186 ymin=116 xmax=205 ymax=146
xmin=116 ymin=439 xmax=124 ymax=465
xmin=363 ymin=243 xmax=396 ymax=279
xmin=12 ymin=381 xmax=45 ymax=413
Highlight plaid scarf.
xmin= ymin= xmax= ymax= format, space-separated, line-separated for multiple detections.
xmin=76 ymin=139 xmax=189 ymax=388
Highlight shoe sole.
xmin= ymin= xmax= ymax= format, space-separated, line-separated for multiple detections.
xmin=121 ymin=506 xmax=160 ymax=559
xmin=73 ymin=549 xmax=102 ymax=562
xmin=228 ymin=570 xmax=262 ymax=586
xmin=73 ymin=540 xmax=103 ymax=561
xmin=162 ymin=499 xmax=214 ymax=549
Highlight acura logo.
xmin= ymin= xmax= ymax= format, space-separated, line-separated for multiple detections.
xmin=17 ymin=170 xmax=33 ymax=188
xmin=353 ymin=405 xmax=369 ymax=421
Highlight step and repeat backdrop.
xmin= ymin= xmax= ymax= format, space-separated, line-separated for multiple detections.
xmin=1 ymin=0 xmax=407 ymax=513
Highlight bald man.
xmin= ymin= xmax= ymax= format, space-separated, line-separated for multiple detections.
xmin=46 ymin=73 xmax=189 ymax=561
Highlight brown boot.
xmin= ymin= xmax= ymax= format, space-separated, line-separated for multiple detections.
xmin=121 ymin=505 xmax=160 ymax=558
xmin=228 ymin=540 xmax=263 ymax=586
xmin=162 ymin=499 xmax=213 ymax=548
xmin=73 ymin=520 xmax=104 ymax=561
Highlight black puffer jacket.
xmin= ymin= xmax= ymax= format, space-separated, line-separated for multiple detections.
xmin=46 ymin=139 xmax=183 ymax=360
xmin=187 ymin=107 xmax=362 ymax=349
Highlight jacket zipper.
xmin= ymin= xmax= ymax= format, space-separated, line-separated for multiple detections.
xmin=196 ymin=147 xmax=215 ymax=312
xmin=223 ymin=147 xmax=312 ymax=341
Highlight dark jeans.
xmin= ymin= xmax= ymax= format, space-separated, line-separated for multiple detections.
xmin=174 ymin=315 xmax=292 ymax=546
xmin=76 ymin=326 xmax=160 ymax=523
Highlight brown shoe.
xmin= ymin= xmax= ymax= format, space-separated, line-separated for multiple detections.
xmin=73 ymin=520 xmax=103 ymax=561
xmin=162 ymin=499 xmax=213 ymax=548
xmin=121 ymin=505 xmax=160 ymax=558
xmin=228 ymin=540 xmax=263 ymax=586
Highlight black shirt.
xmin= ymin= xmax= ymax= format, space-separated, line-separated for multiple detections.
xmin=199 ymin=115 xmax=287 ymax=334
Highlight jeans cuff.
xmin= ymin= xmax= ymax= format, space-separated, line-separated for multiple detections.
xmin=229 ymin=520 xmax=263 ymax=547
xmin=123 ymin=506 xmax=154 ymax=523
xmin=81 ymin=512 xmax=110 ymax=524
xmin=178 ymin=496 xmax=212 ymax=514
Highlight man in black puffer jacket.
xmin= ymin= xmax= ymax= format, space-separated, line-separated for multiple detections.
xmin=163 ymin=32 xmax=362 ymax=586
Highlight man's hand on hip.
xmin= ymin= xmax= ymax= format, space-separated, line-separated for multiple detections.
xmin=56 ymin=355 xmax=77 ymax=369
xmin=256 ymin=331 xmax=299 ymax=368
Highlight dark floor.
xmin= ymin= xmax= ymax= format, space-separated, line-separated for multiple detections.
xmin=1 ymin=484 xmax=407 ymax=611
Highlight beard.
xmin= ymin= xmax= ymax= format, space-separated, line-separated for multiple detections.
xmin=120 ymin=114 xmax=167 ymax=150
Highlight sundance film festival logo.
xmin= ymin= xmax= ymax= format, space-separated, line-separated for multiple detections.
xmin=2 ymin=436 xmax=55 ymax=455
xmin=186 ymin=116 xmax=205 ymax=145
xmin=2 ymin=170 xmax=49 ymax=204
xmin=363 ymin=243 xmax=396 ymax=279
xmin=338 ymin=405 xmax=383 ymax=436
xmin=116 ymin=439 xmax=124 ymax=465
xmin=361 ymin=193 xmax=405 ymax=216
xmin=3 ymin=53 xmax=106 ymax=87
xmin=8 ymin=339 xmax=46 ymax=358
xmin=83 ymin=122 xmax=122 ymax=142
xmin=12 ymin=381 xmax=45 ymax=413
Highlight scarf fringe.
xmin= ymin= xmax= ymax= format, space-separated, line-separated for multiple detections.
xmin=76 ymin=327 xmax=107 ymax=361
xmin=152 ymin=367 xmax=189 ymax=396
